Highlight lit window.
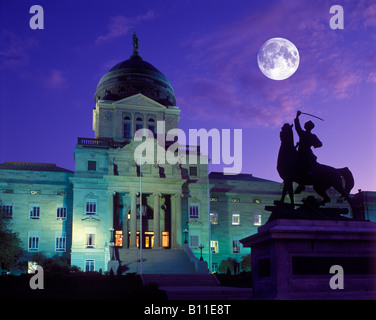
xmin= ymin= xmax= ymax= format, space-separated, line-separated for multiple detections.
xmin=254 ymin=199 xmax=262 ymax=204
xmin=162 ymin=231 xmax=170 ymax=248
xmin=189 ymin=204 xmax=199 ymax=219
xmin=29 ymin=205 xmax=40 ymax=220
xmin=210 ymin=240 xmax=219 ymax=253
xmin=85 ymin=259 xmax=95 ymax=272
xmin=231 ymin=198 xmax=240 ymax=203
xmin=210 ymin=212 xmax=218 ymax=225
xmin=115 ymin=230 xmax=123 ymax=247
xmin=232 ymin=213 xmax=240 ymax=225
xmin=254 ymin=213 xmax=262 ymax=226
xmin=57 ymin=207 xmax=67 ymax=220
xmin=86 ymin=200 xmax=97 ymax=215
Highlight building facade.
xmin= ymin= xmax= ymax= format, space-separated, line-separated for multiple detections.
xmin=0 ymin=38 xmax=355 ymax=274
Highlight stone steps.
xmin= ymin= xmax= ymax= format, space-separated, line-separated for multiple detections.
xmin=116 ymin=248 xmax=196 ymax=274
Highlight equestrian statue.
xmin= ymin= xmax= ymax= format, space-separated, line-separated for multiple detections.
xmin=277 ymin=110 xmax=354 ymax=211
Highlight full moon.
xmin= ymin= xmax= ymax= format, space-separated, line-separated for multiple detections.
xmin=257 ymin=37 xmax=300 ymax=80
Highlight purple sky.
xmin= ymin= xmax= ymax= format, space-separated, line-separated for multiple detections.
xmin=0 ymin=0 xmax=375 ymax=192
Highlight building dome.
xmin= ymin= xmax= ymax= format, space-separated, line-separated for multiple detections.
xmin=94 ymin=33 xmax=176 ymax=106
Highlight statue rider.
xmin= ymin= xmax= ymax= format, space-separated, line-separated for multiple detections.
xmin=294 ymin=110 xmax=322 ymax=193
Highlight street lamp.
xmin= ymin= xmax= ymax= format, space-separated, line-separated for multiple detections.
xmin=199 ymin=244 xmax=204 ymax=261
xmin=183 ymin=229 xmax=188 ymax=244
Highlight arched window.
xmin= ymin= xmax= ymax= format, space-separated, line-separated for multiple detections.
xmin=148 ymin=118 xmax=156 ymax=137
xmin=135 ymin=115 xmax=144 ymax=132
xmin=123 ymin=115 xmax=132 ymax=139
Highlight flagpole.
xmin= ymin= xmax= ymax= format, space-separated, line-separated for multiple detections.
xmin=140 ymin=152 xmax=143 ymax=275
xmin=207 ymin=171 xmax=211 ymax=274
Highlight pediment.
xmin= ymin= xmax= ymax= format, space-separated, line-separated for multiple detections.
xmin=113 ymin=94 xmax=166 ymax=110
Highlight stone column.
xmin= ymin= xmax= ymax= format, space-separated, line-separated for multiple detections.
xmin=152 ymin=193 xmax=161 ymax=249
xmin=122 ymin=194 xmax=129 ymax=248
xmin=107 ymin=191 xmax=115 ymax=231
xmin=130 ymin=191 xmax=138 ymax=248
xmin=175 ymin=193 xmax=183 ymax=246
xmin=171 ymin=195 xmax=176 ymax=248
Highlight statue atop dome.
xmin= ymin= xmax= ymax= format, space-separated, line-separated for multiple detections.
xmin=131 ymin=30 xmax=141 ymax=58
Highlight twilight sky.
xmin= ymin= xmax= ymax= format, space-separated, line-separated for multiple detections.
xmin=0 ymin=0 xmax=375 ymax=192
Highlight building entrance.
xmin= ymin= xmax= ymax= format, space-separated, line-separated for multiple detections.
xmin=127 ymin=231 xmax=155 ymax=249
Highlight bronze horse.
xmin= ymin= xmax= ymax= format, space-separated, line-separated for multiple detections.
xmin=277 ymin=123 xmax=354 ymax=208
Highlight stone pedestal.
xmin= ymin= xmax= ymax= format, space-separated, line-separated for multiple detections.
xmin=108 ymin=260 xmax=120 ymax=275
xmin=241 ymin=218 xmax=376 ymax=299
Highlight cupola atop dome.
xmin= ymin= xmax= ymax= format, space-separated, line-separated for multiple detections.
xmin=94 ymin=32 xmax=176 ymax=106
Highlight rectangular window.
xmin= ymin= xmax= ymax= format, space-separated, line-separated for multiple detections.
xmin=232 ymin=213 xmax=240 ymax=225
xmin=29 ymin=205 xmax=40 ymax=220
xmin=254 ymin=213 xmax=262 ymax=226
xmin=2 ymin=204 xmax=13 ymax=218
xmin=85 ymin=259 xmax=95 ymax=272
xmin=231 ymin=198 xmax=240 ymax=203
xmin=28 ymin=232 xmax=39 ymax=252
xmin=56 ymin=233 xmax=66 ymax=252
xmin=210 ymin=212 xmax=218 ymax=225
xmin=233 ymin=240 xmax=241 ymax=253
xmin=210 ymin=240 xmax=219 ymax=253
xmin=124 ymin=123 xmax=132 ymax=139
xmin=57 ymin=207 xmax=67 ymax=220
xmin=88 ymin=161 xmax=96 ymax=171
xmin=190 ymin=235 xmax=199 ymax=248
xmin=189 ymin=204 xmax=199 ymax=219
xmin=86 ymin=200 xmax=97 ymax=215
xmin=189 ymin=166 xmax=197 ymax=176
xmin=86 ymin=233 xmax=95 ymax=248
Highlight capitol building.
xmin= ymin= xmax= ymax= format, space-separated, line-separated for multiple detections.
xmin=0 ymin=36 xmax=353 ymax=274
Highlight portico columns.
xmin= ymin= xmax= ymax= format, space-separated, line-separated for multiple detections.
xmin=130 ymin=191 xmax=138 ymax=248
xmin=106 ymin=191 xmax=115 ymax=268
xmin=171 ymin=193 xmax=183 ymax=248
xmin=152 ymin=193 xmax=161 ymax=249
xmin=175 ymin=193 xmax=183 ymax=246
xmin=122 ymin=194 xmax=129 ymax=248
